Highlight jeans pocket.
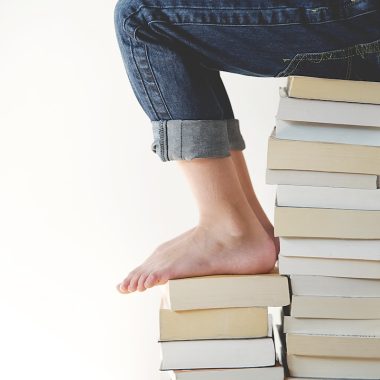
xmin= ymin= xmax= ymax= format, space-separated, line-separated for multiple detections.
xmin=276 ymin=38 xmax=380 ymax=81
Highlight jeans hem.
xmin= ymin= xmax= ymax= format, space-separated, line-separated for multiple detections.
xmin=150 ymin=118 xmax=246 ymax=162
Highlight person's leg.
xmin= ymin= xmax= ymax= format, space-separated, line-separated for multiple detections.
xmin=230 ymin=149 xmax=280 ymax=254
xmin=124 ymin=155 xmax=277 ymax=293
xmin=114 ymin=0 xmax=380 ymax=293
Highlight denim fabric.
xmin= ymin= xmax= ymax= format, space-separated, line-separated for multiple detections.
xmin=114 ymin=0 xmax=380 ymax=162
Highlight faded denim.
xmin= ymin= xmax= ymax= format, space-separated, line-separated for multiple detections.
xmin=114 ymin=0 xmax=380 ymax=162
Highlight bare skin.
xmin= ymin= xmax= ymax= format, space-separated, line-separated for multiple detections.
xmin=117 ymin=149 xmax=279 ymax=294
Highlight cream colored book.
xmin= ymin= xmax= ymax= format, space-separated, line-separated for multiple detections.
xmin=287 ymin=75 xmax=380 ymax=104
xmin=267 ymin=127 xmax=380 ymax=175
xmin=291 ymin=295 xmax=380 ymax=319
xmin=160 ymin=271 xmax=290 ymax=311
xmin=274 ymin=206 xmax=380 ymax=239
xmin=287 ymin=334 xmax=380 ymax=359
xmin=279 ymin=255 xmax=380 ymax=279
xmin=266 ymin=168 xmax=378 ymax=189
xmin=159 ymin=295 xmax=269 ymax=341
xmin=284 ymin=316 xmax=380 ymax=336
xmin=287 ymin=355 xmax=380 ymax=379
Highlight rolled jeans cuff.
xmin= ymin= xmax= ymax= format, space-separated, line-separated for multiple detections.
xmin=150 ymin=119 xmax=246 ymax=162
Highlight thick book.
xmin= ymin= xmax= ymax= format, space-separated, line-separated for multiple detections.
xmin=287 ymin=355 xmax=380 ymax=379
xmin=159 ymin=337 xmax=275 ymax=370
xmin=267 ymin=127 xmax=380 ymax=175
xmin=280 ymin=237 xmax=380 ymax=261
xmin=290 ymin=275 xmax=380 ymax=297
xmin=279 ymin=255 xmax=380 ymax=279
xmin=161 ymin=272 xmax=290 ymax=311
xmin=159 ymin=294 xmax=269 ymax=341
xmin=168 ymin=365 xmax=284 ymax=380
xmin=274 ymin=206 xmax=380 ymax=239
xmin=284 ymin=316 xmax=380 ymax=337
xmin=266 ymin=168 xmax=378 ymax=189
xmin=277 ymin=87 xmax=380 ymax=127
xmin=276 ymin=184 xmax=380 ymax=210
xmin=287 ymin=333 xmax=380 ymax=359
xmin=275 ymin=119 xmax=380 ymax=146
xmin=290 ymin=295 xmax=380 ymax=319
xmin=286 ymin=75 xmax=380 ymax=104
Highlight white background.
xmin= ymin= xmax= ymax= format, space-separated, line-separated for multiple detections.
xmin=0 ymin=1 xmax=285 ymax=379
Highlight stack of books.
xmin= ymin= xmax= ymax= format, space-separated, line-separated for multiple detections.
xmin=157 ymin=271 xmax=290 ymax=380
xmin=266 ymin=75 xmax=380 ymax=379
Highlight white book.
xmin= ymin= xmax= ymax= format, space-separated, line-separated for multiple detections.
xmin=266 ymin=168 xmax=377 ymax=189
xmin=280 ymin=237 xmax=380 ymax=261
xmin=276 ymin=184 xmax=380 ymax=210
xmin=290 ymin=275 xmax=380 ymax=297
xmin=168 ymin=366 xmax=284 ymax=380
xmin=284 ymin=316 xmax=380 ymax=336
xmin=275 ymin=119 xmax=380 ymax=146
xmin=287 ymin=355 xmax=380 ymax=379
xmin=291 ymin=295 xmax=380 ymax=319
xmin=159 ymin=338 xmax=275 ymax=370
xmin=279 ymin=255 xmax=380 ymax=279
xmin=277 ymin=87 xmax=380 ymax=127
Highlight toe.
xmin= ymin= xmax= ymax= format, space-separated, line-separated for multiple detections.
xmin=128 ymin=271 xmax=143 ymax=292
xmin=144 ymin=270 xmax=170 ymax=289
xmin=118 ymin=267 xmax=142 ymax=293
xmin=136 ymin=272 xmax=150 ymax=292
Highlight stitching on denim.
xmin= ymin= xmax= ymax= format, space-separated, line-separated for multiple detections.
xmin=129 ymin=36 xmax=159 ymax=120
xmin=158 ymin=120 xmax=165 ymax=161
xmin=146 ymin=9 xmax=378 ymax=28
xmin=282 ymin=55 xmax=307 ymax=77
xmin=123 ymin=2 xmax=372 ymax=23
xmin=289 ymin=40 xmax=380 ymax=63
xmin=144 ymin=44 xmax=173 ymax=119
xmin=346 ymin=56 xmax=353 ymax=79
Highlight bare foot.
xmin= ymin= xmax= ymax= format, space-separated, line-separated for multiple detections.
xmin=117 ymin=218 xmax=277 ymax=294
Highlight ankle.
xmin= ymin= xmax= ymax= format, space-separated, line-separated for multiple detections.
xmin=199 ymin=199 xmax=266 ymax=239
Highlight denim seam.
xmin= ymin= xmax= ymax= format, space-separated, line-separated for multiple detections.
xmin=144 ymin=44 xmax=173 ymax=119
xmin=145 ymin=9 xmax=377 ymax=28
xmin=129 ymin=36 xmax=159 ymax=120
xmin=346 ymin=56 xmax=353 ymax=79
xmin=123 ymin=2 xmax=370 ymax=23
xmin=278 ymin=38 xmax=380 ymax=76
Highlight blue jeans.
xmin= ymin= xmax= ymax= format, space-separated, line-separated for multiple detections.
xmin=113 ymin=0 xmax=380 ymax=162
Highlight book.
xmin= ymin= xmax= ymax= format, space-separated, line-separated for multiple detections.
xmin=290 ymin=275 xmax=380 ymax=297
xmin=159 ymin=337 xmax=276 ymax=370
xmin=277 ymin=87 xmax=380 ymax=127
xmin=286 ymin=75 xmax=380 ymax=104
xmin=159 ymin=296 xmax=269 ymax=341
xmin=280 ymin=238 xmax=380 ymax=261
xmin=290 ymin=295 xmax=380 ymax=319
xmin=287 ymin=355 xmax=380 ymax=379
xmin=286 ymin=333 xmax=380 ymax=359
xmin=274 ymin=206 xmax=380 ymax=239
xmin=276 ymin=184 xmax=380 ymax=210
xmin=267 ymin=127 xmax=380 ymax=175
xmin=275 ymin=119 xmax=380 ymax=146
xmin=279 ymin=255 xmax=380 ymax=279
xmin=161 ymin=272 xmax=290 ymax=311
xmin=284 ymin=316 xmax=380 ymax=337
xmin=266 ymin=168 xmax=378 ymax=189
xmin=168 ymin=365 xmax=284 ymax=380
